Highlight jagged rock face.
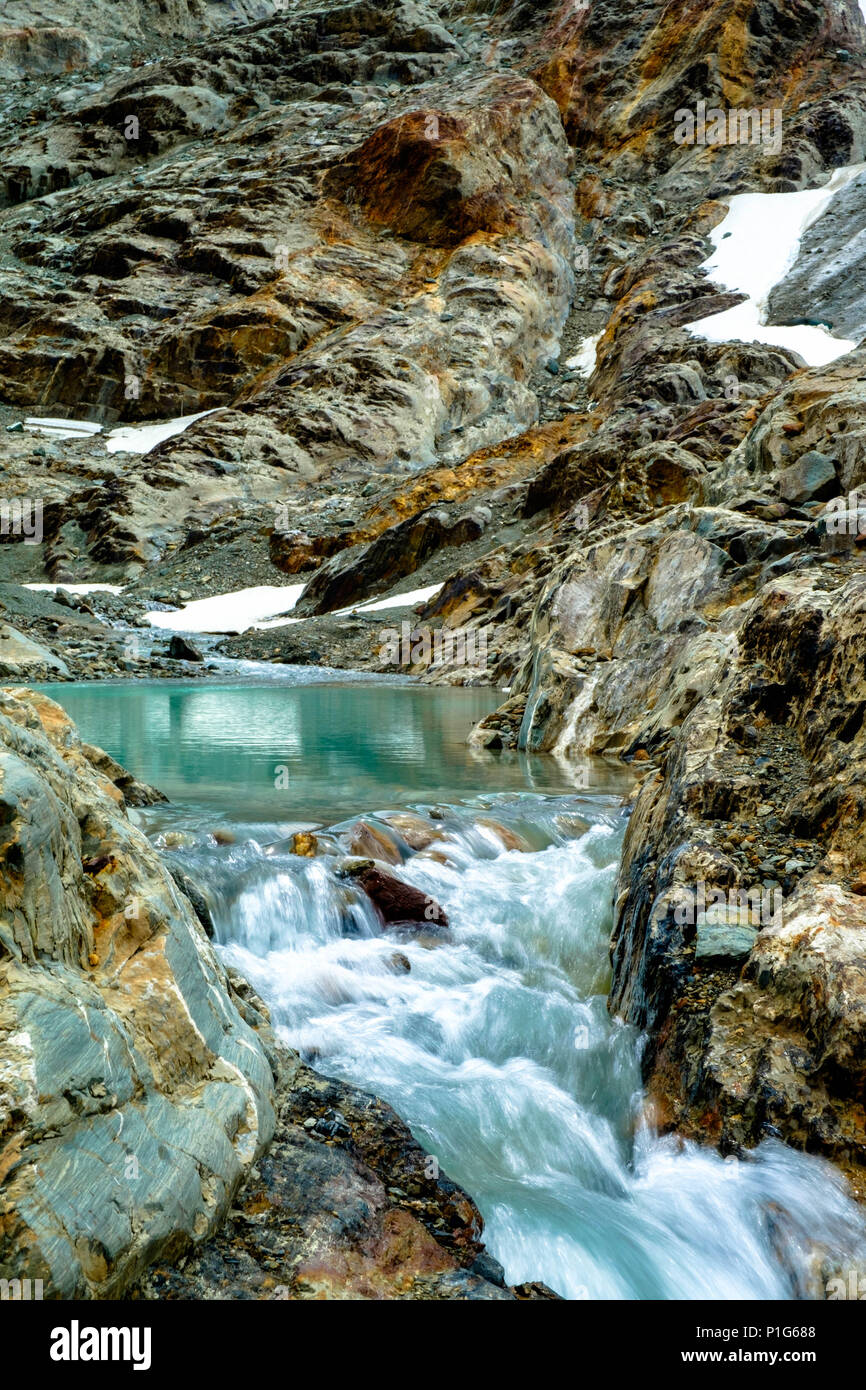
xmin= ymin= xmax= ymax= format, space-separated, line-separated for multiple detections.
xmin=0 ymin=0 xmax=862 ymax=598
xmin=0 ymin=688 xmax=277 ymax=1297
xmin=0 ymin=3 xmax=574 ymax=577
xmin=498 ymin=336 xmax=866 ymax=1186
xmin=0 ymin=27 xmax=97 ymax=81
xmin=0 ymin=1 xmax=273 ymax=72
xmin=534 ymin=0 xmax=866 ymax=192
xmin=608 ymin=571 xmax=866 ymax=1182
xmin=713 ymin=349 xmax=866 ymax=498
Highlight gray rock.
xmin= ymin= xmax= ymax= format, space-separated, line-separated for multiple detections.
xmin=0 ymin=689 xmax=276 ymax=1298
xmin=0 ymin=622 xmax=69 ymax=676
xmin=778 ymin=451 xmax=838 ymax=505
xmin=694 ymin=916 xmax=758 ymax=964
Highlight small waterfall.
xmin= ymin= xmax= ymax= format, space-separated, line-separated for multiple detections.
xmin=170 ymin=792 xmax=866 ymax=1300
xmin=517 ymin=646 xmax=547 ymax=751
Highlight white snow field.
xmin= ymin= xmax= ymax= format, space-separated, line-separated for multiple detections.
xmin=687 ymin=163 xmax=866 ymax=365
xmin=145 ymin=585 xmax=307 ymax=635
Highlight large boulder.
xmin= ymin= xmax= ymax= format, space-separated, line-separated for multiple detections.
xmin=0 ymin=688 xmax=277 ymax=1298
xmin=0 ymin=624 xmax=70 ymax=679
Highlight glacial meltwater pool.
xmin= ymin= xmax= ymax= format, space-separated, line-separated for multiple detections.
xmin=40 ymin=675 xmax=866 ymax=1299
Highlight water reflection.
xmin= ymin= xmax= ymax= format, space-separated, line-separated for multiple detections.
xmin=37 ymin=678 xmax=632 ymax=823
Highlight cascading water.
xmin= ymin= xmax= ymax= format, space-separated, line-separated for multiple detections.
xmin=42 ymin=677 xmax=866 ymax=1301
xmin=173 ymin=794 xmax=866 ymax=1301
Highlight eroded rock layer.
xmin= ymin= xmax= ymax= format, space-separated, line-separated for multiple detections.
xmin=0 ymin=688 xmax=277 ymax=1297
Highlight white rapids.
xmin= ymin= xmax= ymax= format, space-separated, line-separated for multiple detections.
xmin=173 ymin=794 xmax=866 ymax=1301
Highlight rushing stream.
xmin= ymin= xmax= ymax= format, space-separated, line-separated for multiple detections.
xmin=43 ymin=674 xmax=866 ymax=1300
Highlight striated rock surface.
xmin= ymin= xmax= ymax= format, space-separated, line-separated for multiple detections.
xmin=0 ymin=687 xmax=277 ymax=1296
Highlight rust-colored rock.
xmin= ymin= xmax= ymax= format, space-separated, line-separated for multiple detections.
xmin=343 ymin=862 xmax=450 ymax=934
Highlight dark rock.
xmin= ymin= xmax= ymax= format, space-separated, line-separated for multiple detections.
xmin=470 ymin=1249 xmax=507 ymax=1286
xmin=342 ymin=862 xmax=450 ymax=933
xmin=298 ymin=506 xmax=486 ymax=616
xmin=387 ymin=951 xmax=412 ymax=973
xmin=168 ymin=634 xmax=204 ymax=661
xmin=168 ymin=865 xmax=216 ymax=939
xmin=313 ymin=1108 xmax=351 ymax=1140
xmin=127 ymin=1056 xmax=523 ymax=1301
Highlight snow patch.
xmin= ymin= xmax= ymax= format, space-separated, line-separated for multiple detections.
xmin=252 ymin=616 xmax=305 ymax=631
xmin=146 ymin=584 xmax=306 ymax=635
xmin=106 ymin=409 xmax=220 ymax=455
xmin=253 ymin=582 xmax=446 ymax=631
xmin=341 ymin=583 xmax=444 ymax=614
xmin=9 ymin=409 xmax=221 ymax=453
xmin=25 ymin=582 xmax=124 ymax=595
xmin=17 ymin=417 xmax=102 ymax=440
xmin=254 ymin=582 xmax=446 ymax=630
xmin=149 ymin=580 xmax=445 ymax=636
xmin=687 ymin=163 xmax=866 ymax=366
xmin=565 ymin=333 xmax=602 ymax=378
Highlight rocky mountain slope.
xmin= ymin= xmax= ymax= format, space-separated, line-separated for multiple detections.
xmin=1 ymin=0 xmax=866 ymax=1293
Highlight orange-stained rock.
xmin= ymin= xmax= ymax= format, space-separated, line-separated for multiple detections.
xmin=0 ymin=689 xmax=276 ymax=1298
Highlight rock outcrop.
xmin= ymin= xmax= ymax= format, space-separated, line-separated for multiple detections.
xmin=0 ymin=687 xmax=277 ymax=1297
xmin=130 ymin=1056 xmax=552 ymax=1301
xmin=609 ymin=565 xmax=866 ymax=1188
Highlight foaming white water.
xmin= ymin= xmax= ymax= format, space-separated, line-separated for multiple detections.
xmin=198 ymin=797 xmax=866 ymax=1299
